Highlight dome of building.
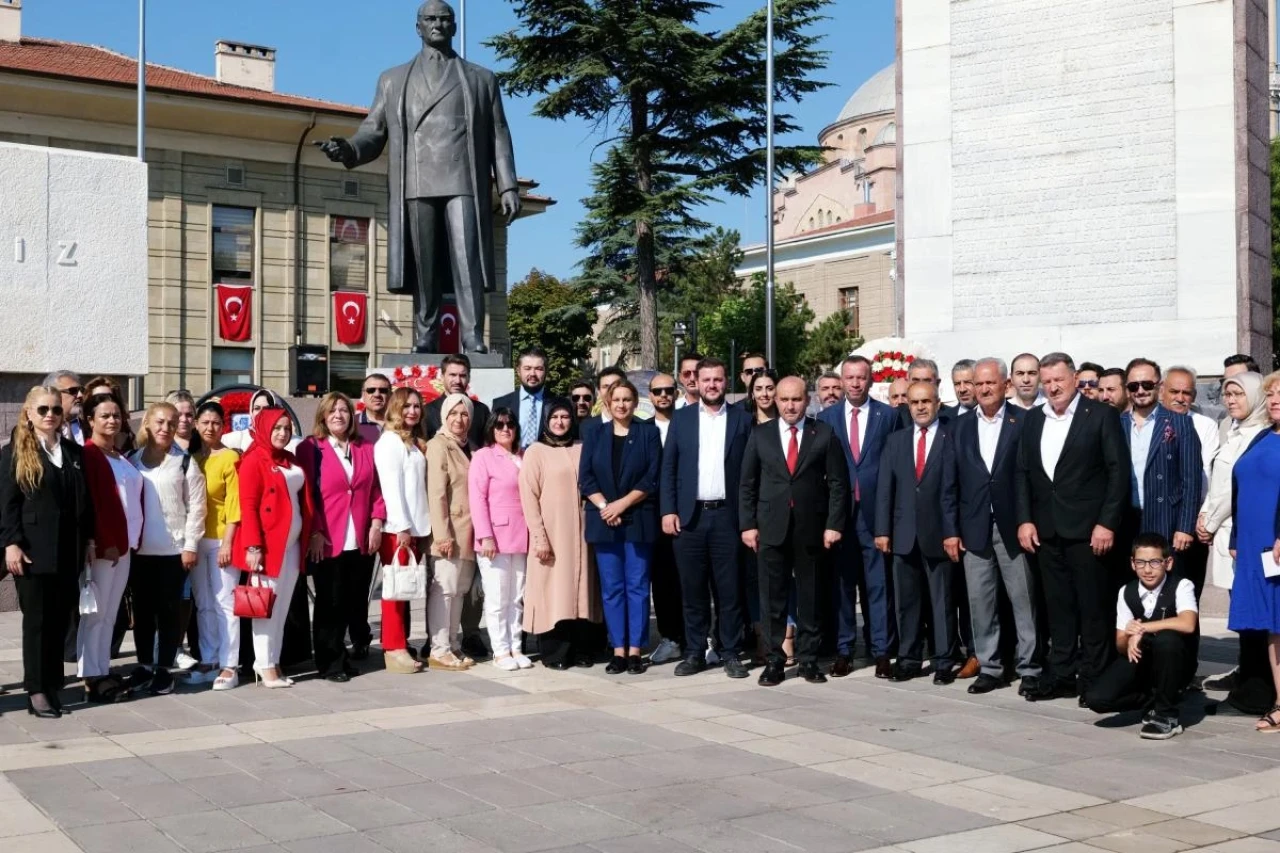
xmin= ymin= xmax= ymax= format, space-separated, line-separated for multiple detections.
xmin=835 ymin=64 xmax=895 ymax=123
xmin=871 ymin=121 xmax=896 ymax=146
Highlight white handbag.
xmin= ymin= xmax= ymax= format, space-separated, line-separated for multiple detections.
xmin=376 ymin=545 xmax=428 ymax=602
xmin=78 ymin=564 xmax=99 ymax=615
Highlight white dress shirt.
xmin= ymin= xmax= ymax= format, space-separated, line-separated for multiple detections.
xmin=843 ymin=399 xmax=869 ymax=451
xmin=976 ymin=405 xmax=1005 ymax=473
xmin=329 ymin=436 xmax=360 ymax=551
xmin=696 ymin=402 xmax=728 ymax=500
xmin=1039 ymin=393 xmax=1080 ymax=481
xmin=655 ymin=416 xmax=670 ymax=446
xmin=1190 ymin=410 xmax=1219 ymax=497
xmin=1129 ymin=408 xmax=1158 ymax=509
xmin=778 ymin=417 xmax=805 ymax=457
xmin=1115 ymin=577 xmax=1197 ymax=629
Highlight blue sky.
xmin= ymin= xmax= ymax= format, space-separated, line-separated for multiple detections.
xmin=23 ymin=0 xmax=895 ymax=281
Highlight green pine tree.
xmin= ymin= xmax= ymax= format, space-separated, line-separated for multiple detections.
xmin=507 ymin=269 xmax=597 ymax=394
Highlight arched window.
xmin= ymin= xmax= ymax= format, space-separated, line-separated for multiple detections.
xmin=856 ymin=127 xmax=868 ymax=155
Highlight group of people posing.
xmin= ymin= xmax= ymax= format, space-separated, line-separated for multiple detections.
xmin=0 ymin=348 xmax=1273 ymax=745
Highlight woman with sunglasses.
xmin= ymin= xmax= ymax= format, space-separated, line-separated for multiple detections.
xmin=373 ymin=388 xmax=430 ymax=673
xmin=130 ymin=402 xmax=207 ymax=695
xmin=746 ymin=371 xmax=779 ymax=425
xmin=520 ymin=399 xmax=601 ymax=668
xmin=467 ymin=408 xmax=531 ymax=671
xmin=0 ymin=388 xmax=93 ymax=717
xmin=79 ymin=393 xmax=143 ymax=703
xmin=297 ymin=392 xmax=386 ymax=681
xmin=580 ymin=380 xmax=661 ymax=675
xmin=192 ymin=402 xmax=244 ymax=690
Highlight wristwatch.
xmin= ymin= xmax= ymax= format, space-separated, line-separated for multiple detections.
xmin=595 ymin=501 xmax=607 ymax=511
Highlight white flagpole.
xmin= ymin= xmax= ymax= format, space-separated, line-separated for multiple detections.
xmin=764 ymin=0 xmax=776 ymax=367
xmin=136 ymin=0 xmax=146 ymax=162
xmin=459 ymin=0 xmax=466 ymax=59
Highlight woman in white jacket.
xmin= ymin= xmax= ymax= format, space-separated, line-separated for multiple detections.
xmin=130 ymin=402 xmax=207 ymax=695
xmin=373 ymin=387 xmax=431 ymax=674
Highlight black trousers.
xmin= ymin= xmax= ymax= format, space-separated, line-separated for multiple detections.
xmin=1085 ymin=631 xmax=1187 ymax=719
xmin=1038 ymin=536 xmax=1112 ymax=691
xmin=537 ymin=619 xmax=598 ymax=667
xmin=893 ymin=549 xmax=957 ymax=669
xmin=758 ymin=528 xmax=826 ymax=665
xmin=651 ymin=534 xmax=685 ymax=649
xmin=130 ymin=554 xmax=186 ymax=668
xmin=15 ymin=572 xmax=76 ymax=697
xmin=407 ymin=196 xmax=485 ymax=350
xmin=672 ymin=504 xmax=743 ymax=657
xmin=311 ymin=550 xmax=375 ymax=675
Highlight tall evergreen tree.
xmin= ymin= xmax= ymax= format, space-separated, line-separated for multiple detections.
xmin=490 ymin=0 xmax=831 ymax=368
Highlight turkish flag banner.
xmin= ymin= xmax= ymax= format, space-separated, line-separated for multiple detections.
xmin=216 ymin=284 xmax=253 ymax=342
xmin=438 ymin=301 xmax=460 ymax=354
xmin=334 ymin=291 xmax=367 ymax=346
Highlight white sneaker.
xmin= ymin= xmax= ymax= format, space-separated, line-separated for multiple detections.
xmin=650 ymin=638 xmax=682 ymax=665
xmin=705 ymin=641 xmax=721 ymax=666
xmin=494 ymin=656 xmax=520 ymax=672
xmin=513 ymin=654 xmax=534 ymax=669
xmin=174 ymin=651 xmax=198 ymax=671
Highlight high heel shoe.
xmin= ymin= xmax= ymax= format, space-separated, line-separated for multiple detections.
xmin=26 ymin=695 xmax=59 ymax=719
xmin=255 ymin=669 xmax=293 ymax=689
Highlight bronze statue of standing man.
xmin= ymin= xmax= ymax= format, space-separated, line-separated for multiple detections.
xmin=318 ymin=0 xmax=520 ymax=354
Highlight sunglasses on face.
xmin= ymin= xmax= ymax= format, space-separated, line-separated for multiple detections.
xmin=650 ymin=387 xmax=677 ymax=396
xmin=1127 ymin=380 xmax=1157 ymax=392
xmin=680 ymin=370 xmax=697 ymax=377
xmin=570 ymin=394 xmax=593 ymax=402
xmin=494 ymin=421 xmax=516 ymax=430
xmin=36 ymin=405 xmax=64 ymax=417
xmin=364 ymin=387 xmax=390 ymax=395
xmin=60 ymin=386 xmax=84 ymax=397
xmin=745 ymin=367 xmax=767 ymax=376
xmin=1077 ymin=380 xmax=1099 ymax=389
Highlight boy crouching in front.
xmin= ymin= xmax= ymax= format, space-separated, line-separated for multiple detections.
xmin=1084 ymin=533 xmax=1198 ymax=740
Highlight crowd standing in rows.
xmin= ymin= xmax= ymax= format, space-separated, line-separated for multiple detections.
xmin=0 ymin=350 xmax=1275 ymax=742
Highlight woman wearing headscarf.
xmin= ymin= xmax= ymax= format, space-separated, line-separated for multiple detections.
xmin=425 ymin=392 xmax=477 ymax=670
xmin=1201 ymin=372 xmax=1268 ymax=593
xmin=0 ymin=387 xmax=93 ymax=717
xmin=231 ymin=407 xmax=316 ymax=688
xmin=519 ymin=399 xmax=602 ymax=669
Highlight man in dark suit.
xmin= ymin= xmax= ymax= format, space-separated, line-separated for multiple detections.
xmin=660 ymin=357 xmax=753 ymax=679
xmin=493 ymin=347 xmax=550 ymax=449
xmin=425 ymin=354 xmax=490 ymax=444
xmin=953 ymin=358 xmax=1041 ymax=695
xmin=1016 ymin=352 xmax=1128 ymax=702
xmin=875 ymin=380 xmax=961 ymax=684
xmin=818 ymin=355 xmax=899 ymax=678
xmin=740 ymin=377 xmax=848 ymax=686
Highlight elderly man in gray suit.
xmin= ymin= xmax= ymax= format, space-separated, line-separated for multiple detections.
xmin=318 ymin=0 xmax=521 ymax=354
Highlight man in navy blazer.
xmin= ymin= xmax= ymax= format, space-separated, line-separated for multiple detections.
xmin=874 ymin=380 xmax=961 ymax=683
xmin=952 ymin=358 xmax=1042 ymax=695
xmin=660 ymin=357 xmax=753 ymax=678
xmin=818 ymin=355 xmax=899 ymax=678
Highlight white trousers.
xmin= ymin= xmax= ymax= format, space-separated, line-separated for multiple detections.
xmin=478 ymin=553 xmax=527 ymax=657
xmin=76 ymin=553 xmax=132 ymax=678
xmin=195 ymin=539 xmax=230 ymax=666
xmin=251 ymin=544 xmax=300 ymax=672
xmin=428 ymin=557 xmax=476 ymax=658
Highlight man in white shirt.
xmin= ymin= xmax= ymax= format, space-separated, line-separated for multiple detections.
xmin=1009 ymin=353 xmax=1045 ymax=411
xmin=647 ymin=373 xmax=683 ymax=664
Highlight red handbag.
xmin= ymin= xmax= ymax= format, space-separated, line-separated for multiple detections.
xmin=233 ymin=574 xmax=277 ymax=619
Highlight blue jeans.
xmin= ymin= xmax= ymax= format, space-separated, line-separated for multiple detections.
xmin=595 ymin=542 xmax=653 ymax=650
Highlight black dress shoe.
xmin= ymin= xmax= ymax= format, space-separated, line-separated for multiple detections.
xmin=326 ymin=671 xmax=351 ymax=683
xmin=889 ymin=665 xmax=922 ymax=682
xmin=758 ymin=662 xmax=785 ymax=687
xmin=462 ymin=338 xmax=489 ymax=355
xmin=968 ymin=673 xmax=1003 ymax=694
xmin=933 ymin=668 xmax=957 ymax=685
xmin=349 ymin=645 xmax=370 ymax=661
xmin=627 ymin=655 xmax=645 ymax=675
xmin=674 ymin=656 xmax=707 ymax=677
xmin=543 ymin=660 xmax=572 ymax=670
xmin=798 ymin=662 xmax=827 ymax=684
xmin=830 ymin=655 xmax=852 ymax=678
xmin=1024 ymin=679 xmax=1078 ymax=702
xmin=26 ymin=696 xmax=59 ymax=719
xmin=723 ymin=658 xmax=749 ymax=679
xmin=605 ymin=656 xmax=627 ymax=675
xmin=1017 ymin=675 xmax=1040 ymax=696
xmin=573 ymin=655 xmax=595 ymax=669
xmin=874 ymin=657 xmax=893 ymax=679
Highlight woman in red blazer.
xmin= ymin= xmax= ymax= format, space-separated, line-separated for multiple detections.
xmin=232 ymin=407 xmax=316 ymax=688
xmin=296 ymin=392 xmax=387 ymax=682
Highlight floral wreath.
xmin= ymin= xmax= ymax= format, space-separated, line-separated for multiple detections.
xmin=870 ymin=350 xmax=915 ymax=384
xmin=352 ymin=364 xmax=477 ymax=413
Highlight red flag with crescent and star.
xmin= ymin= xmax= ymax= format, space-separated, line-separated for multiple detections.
xmin=438 ymin=301 xmax=460 ymax=354
xmin=334 ymin=291 xmax=367 ymax=346
xmin=215 ymin=284 xmax=253 ymax=342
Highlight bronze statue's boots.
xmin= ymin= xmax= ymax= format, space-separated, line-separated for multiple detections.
xmin=411 ymin=332 xmax=439 ymax=354
xmin=462 ymin=337 xmax=488 ymax=354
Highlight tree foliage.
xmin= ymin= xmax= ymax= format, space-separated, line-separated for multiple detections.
xmin=506 ymin=269 xmax=597 ymax=394
xmin=797 ymin=309 xmax=863 ymax=380
xmin=490 ymin=0 xmax=831 ymax=369
xmin=697 ymin=273 xmax=813 ymax=388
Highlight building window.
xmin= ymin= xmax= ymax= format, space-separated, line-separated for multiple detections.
xmin=211 ymin=346 xmax=254 ymax=387
xmin=330 ymin=216 xmax=370 ymax=291
xmin=329 ymin=351 xmax=369 ymax=398
xmin=840 ymin=287 xmax=860 ymax=337
xmin=212 ymin=206 xmax=255 ymax=285
xmin=857 ymin=127 xmax=867 ymax=155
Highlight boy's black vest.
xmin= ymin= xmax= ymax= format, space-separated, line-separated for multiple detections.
xmin=1123 ymin=574 xmax=1186 ymax=623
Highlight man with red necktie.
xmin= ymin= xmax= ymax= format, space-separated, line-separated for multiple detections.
xmin=874 ymin=381 xmax=962 ymax=684
xmin=740 ymin=377 xmax=848 ymax=686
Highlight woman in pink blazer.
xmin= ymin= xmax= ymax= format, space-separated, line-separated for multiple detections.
xmin=296 ymin=392 xmax=386 ymax=681
xmin=468 ymin=407 xmax=531 ymax=671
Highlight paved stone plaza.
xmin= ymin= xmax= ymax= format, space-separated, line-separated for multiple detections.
xmin=0 ymin=609 xmax=1275 ymax=853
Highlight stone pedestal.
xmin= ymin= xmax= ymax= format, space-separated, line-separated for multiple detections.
xmin=380 ymin=352 xmax=505 ymax=370
xmin=374 ymin=354 xmax=513 ymax=408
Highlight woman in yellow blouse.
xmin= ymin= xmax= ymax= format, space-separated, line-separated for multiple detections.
xmin=193 ymin=402 xmax=243 ymax=689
